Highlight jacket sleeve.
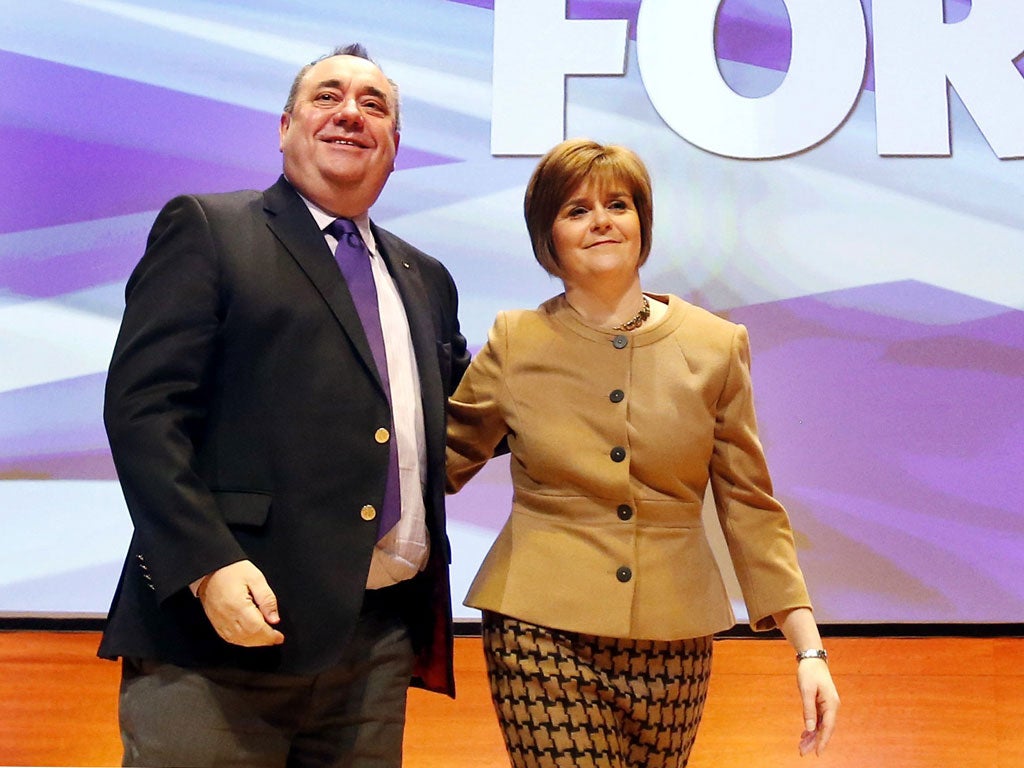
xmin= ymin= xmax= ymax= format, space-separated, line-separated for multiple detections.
xmin=708 ymin=323 xmax=812 ymax=631
xmin=104 ymin=195 xmax=248 ymax=603
xmin=445 ymin=312 xmax=512 ymax=493
xmin=439 ymin=263 xmax=471 ymax=395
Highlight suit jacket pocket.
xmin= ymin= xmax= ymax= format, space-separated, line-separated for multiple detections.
xmin=212 ymin=490 xmax=272 ymax=528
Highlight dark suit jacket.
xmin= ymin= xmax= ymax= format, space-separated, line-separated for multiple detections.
xmin=99 ymin=176 xmax=469 ymax=694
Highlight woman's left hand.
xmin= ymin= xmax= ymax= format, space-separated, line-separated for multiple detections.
xmin=796 ymin=658 xmax=840 ymax=756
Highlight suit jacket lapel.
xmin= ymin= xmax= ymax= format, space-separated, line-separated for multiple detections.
xmin=262 ymin=177 xmax=385 ymax=394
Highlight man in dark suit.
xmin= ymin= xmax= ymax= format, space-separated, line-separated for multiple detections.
xmin=99 ymin=43 xmax=469 ymax=767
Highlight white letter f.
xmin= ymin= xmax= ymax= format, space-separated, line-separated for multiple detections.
xmin=491 ymin=0 xmax=628 ymax=156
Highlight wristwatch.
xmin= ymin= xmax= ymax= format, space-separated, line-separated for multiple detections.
xmin=795 ymin=649 xmax=829 ymax=663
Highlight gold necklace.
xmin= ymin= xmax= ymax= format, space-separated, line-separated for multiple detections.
xmin=613 ymin=296 xmax=650 ymax=331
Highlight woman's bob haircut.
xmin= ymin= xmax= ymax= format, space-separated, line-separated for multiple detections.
xmin=524 ymin=138 xmax=653 ymax=277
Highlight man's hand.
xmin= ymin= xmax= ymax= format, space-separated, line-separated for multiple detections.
xmin=195 ymin=560 xmax=285 ymax=647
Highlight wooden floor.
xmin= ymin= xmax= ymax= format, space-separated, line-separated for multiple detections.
xmin=0 ymin=632 xmax=1021 ymax=767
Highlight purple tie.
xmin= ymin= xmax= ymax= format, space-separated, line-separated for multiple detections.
xmin=328 ymin=218 xmax=401 ymax=540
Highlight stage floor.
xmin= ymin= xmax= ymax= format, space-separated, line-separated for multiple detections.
xmin=1 ymin=632 xmax=1021 ymax=767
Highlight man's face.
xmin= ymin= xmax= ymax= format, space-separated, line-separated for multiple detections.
xmin=279 ymin=55 xmax=400 ymax=213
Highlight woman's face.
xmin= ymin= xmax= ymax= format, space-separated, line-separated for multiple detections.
xmin=550 ymin=178 xmax=642 ymax=289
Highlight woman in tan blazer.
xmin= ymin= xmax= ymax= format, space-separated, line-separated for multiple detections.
xmin=446 ymin=139 xmax=839 ymax=768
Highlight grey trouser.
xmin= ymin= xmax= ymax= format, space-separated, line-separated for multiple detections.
xmin=118 ymin=597 xmax=413 ymax=768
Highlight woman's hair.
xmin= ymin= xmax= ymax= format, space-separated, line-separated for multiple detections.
xmin=524 ymin=138 xmax=653 ymax=276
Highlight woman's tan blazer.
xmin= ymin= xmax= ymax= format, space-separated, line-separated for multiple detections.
xmin=446 ymin=293 xmax=811 ymax=640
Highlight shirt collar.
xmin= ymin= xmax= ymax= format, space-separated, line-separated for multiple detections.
xmin=291 ymin=186 xmax=376 ymax=253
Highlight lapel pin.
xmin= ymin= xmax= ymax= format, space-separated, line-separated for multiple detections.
xmin=402 ymin=262 xmax=411 ymax=269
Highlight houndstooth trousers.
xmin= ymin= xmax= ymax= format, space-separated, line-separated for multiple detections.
xmin=481 ymin=611 xmax=714 ymax=768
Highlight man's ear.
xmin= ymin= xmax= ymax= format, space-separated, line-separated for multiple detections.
xmin=279 ymin=112 xmax=291 ymax=151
